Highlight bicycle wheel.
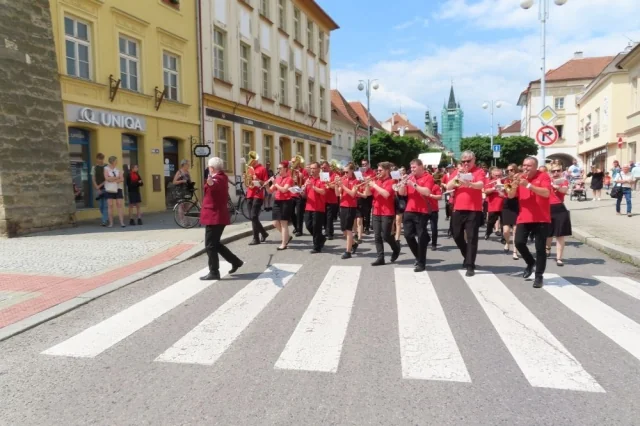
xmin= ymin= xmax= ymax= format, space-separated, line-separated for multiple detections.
xmin=174 ymin=200 xmax=201 ymax=229
xmin=228 ymin=197 xmax=238 ymax=224
xmin=240 ymin=197 xmax=251 ymax=220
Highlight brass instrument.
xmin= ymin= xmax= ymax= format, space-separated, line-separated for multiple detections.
xmin=242 ymin=151 xmax=259 ymax=187
xmin=353 ymin=172 xmax=382 ymax=190
xmin=504 ymin=174 xmax=522 ymax=192
xmin=329 ymin=159 xmax=341 ymax=174
xmin=392 ymin=173 xmax=412 ymax=191
xmin=291 ymin=154 xmax=305 ymax=186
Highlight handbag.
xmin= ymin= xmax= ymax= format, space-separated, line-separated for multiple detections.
xmin=610 ymin=185 xmax=622 ymax=199
xmin=104 ymin=168 xmax=118 ymax=193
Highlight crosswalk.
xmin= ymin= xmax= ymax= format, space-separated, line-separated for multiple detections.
xmin=41 ymin=262 xmax=640 ymax=394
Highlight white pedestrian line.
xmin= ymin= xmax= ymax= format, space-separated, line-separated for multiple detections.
xmin=274 ymin=265 xmax=360 ymax=373
xmin=544 ymin=273 xmax=640 ymax=364
xmin=42 ymin=263 xmax=232 ymax=358
xmin=395 ymin=269 xmax=471 ymax=382
xmin=461 ymin=271 xmax=604 ymax=393
xmin=156 ymin=264 xmax=301 ymax=366
xmin=594 ymin=276 xmax=640 ymax=302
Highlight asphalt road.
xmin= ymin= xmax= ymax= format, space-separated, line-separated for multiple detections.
xmin=1 ymin=215 xmax=640 ymax=426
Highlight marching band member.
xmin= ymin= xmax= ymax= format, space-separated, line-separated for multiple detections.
xmin=393 ymin=166 xmax=407 ymax=245
xmin=353 ymin=175 xmax=367 ymax=244
xmin=506 ymin=156 xmax=553 ymax=288
xmin=291 ymin=156 xmax=309 ymax=237
xmin=445 ymin=151 xmax=486 ymax=277
xmin=501 ymin=164 xmax=520 ymax=259
xmin=428 ymin=173 xmax=443 ymax=250
xmin=365 ymin=162 xmax=401 ymax=266
xmin=303 ymin=162 xmax=327 ymax=253
xmin=441 ymin=164 xmax=455 ymax=221
xmin=359 ymin=159 xmax=376 ymax=234
xmin=546 ymin=164 xmax=572 ymax=266
xmin=320 ymin=161 xmax=339 ymax=240
xmin=267 ymin=160 xmax=294 ymax=251
xmin=199 ymin=157 xmax=244 ymax=280
xmin=484 ymin=167 xmax=505 ymax=240
xmin=336 ymin=162 xmax=359 ymax=258
xmin=398 ymin=159 xmax=434 ymax=272
xmin=246 ymin=153 xmax=269 ymax=245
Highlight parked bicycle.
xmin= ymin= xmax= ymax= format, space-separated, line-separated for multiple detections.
xmin=229 ymin=180 xmax=252 ymax=221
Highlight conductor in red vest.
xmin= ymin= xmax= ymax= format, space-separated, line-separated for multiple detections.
xmin=199 ymin=157 xmax=244 ymax=280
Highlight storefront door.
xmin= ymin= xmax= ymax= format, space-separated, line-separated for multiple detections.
xmin=121 ymin=134 xmax=138 ymax=204
xmin=163 ymin=138 xmax=179 ymax=208
xmin=68 ymin=127 xmax=91 ymax=210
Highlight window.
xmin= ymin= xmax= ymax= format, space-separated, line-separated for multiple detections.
xmin=320 ymin=146 xmax=327 ymax=161
xmin=348 ymin=135 xmax=352 ymax=149
xmin=295 ymin=73 xmax=301 ymax=110
xmin=163 ymin=52 xmax=179 ymax=101
xmin=242 ymin=130 xmax=254 ymax=159
xmin=338 ymin=134 xmax=342 ymax=148
xmin=240 ymin=43 xmax=250 ymax=90
xmin=293 ymin=8 xmax=301 ymax=40
xmin=308 ymin=80 xmax=314 ymax=115
xmin=121 ymin=134 xmax=139 ymax=205
xmin=555 ymin=97 xmax=565 ymax=110
xmin=260 ymin=0 xmax=269 ymax=18
xmin=64 ymin=16 xmax=91 ymax=79
xmin=213 ymin=28 xmax=226 ymax=80
xmin=278 ymin=0 xmax=286 ymax=30
xmin=555 ymin=124 xmax=564 ymax=139
xmin=119 ymin=36 xmax=139 ymax=91
xmin=68 ymin=128 xmax=91 ymax=209
xmin=307 ymin=19 xmax=314 ymax=51
xmin=279 ymin=64 xmax=288 ymax=104
xmin=263 ymin=134 xmax=273 ymax=165
xmin=216 ymin=125 xmax=230 ymax=167
xmin=261 ymin=55 xmax=271 ymax=98
xmin=318 ymin=32 xmax=325 ymax=60
xmin=319 ymin=87 xmax=325 ymax=120
xmin=309 ymin=143 xmax=315 ymax=163
xmin=296 ymin=140 xmax=304 ymax=157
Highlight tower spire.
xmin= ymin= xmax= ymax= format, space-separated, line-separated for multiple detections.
xmin=447 ymin=84 xmax=457 ymax=110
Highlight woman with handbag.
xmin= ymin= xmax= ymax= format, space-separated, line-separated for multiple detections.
xmin=612 ymin=164 xmax=634 ymax=217
xmin=126 ymin=164 xmax=144 ymax=225
xmin=103 ymin=156 xmax=126 ymax=228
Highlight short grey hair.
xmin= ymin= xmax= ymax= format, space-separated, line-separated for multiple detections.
xmin=461 ymin=150 xmax=476 ymax=159
xmin=208 ymin=157 xmax=224 ymax=171
xmin=180 ymin=159 xmax=189 ymax=167
xmin=108 ymin=156 xmax=117 ymax=165
xmin=523 ymin=156 xmax=539 ymax=166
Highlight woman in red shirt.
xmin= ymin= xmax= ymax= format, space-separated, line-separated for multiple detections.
xmin=365 ymin=162 xmax=400 ymax=266
xmin=546 ymin=165 xmax=572 ymax=266
xmin=266 ymin=160 xmax=294 ymax=250
xmin=483 ymin=167 xmax=505 ymax=241
xmin=336 ymin=162 xmax=359 ymax=259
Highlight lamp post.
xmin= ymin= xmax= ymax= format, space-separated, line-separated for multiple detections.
xmin=520 ymin=0 xmax=568 ymax=165
xmin=482 ymin=100 xmax=503 ymax=166
xmin=358 ymin=79 xmax=379 ymax=164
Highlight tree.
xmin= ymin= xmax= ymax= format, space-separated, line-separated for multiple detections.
xmin=460 ymin=135 xmax=538 ymax=168
xmin=351 ymin=132 xmax=439 ymax=168
xmin=460 ymin=136 xmax=492 ymax=166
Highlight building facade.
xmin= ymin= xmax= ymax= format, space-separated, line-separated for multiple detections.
xmin=200 ymin=0 xmax=338 ymax=189
xmin=498 ymin=120 xmax=521 ymax=137
xmin=48 ymin=0 xmax=202 ymax=220
xmin=617 ymin=43 xmax=640 ymax=166
xmin=441 ymin=85 xmax=463 ymax=159
xmin=330 ymin=89 xmax=360 ymax=163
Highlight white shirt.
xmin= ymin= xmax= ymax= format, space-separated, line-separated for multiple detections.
xmin=632 ymin=165 xmax=640 ymax=179
xmin=568 ymin=164 xmax=582 ymax=178
xmin=616 ymin=171 xmax=633 ymax=188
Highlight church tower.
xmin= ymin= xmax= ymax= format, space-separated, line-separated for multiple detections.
xmin=441 ymin=85 xmax=464 ymax=159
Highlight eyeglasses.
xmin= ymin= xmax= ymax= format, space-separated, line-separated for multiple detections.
xmin=377 ymin=169 xmax=384 ymax=172
xmin=551 ymin=169 xmax=562 ymax=173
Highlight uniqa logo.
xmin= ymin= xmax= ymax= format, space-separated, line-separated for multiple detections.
xmin=78 ymin=107 xmax=143 ymax=131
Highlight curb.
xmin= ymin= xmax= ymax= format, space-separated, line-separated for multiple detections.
xmin=0 ymin=223 xmax=275 ymax=342
xmin=572 ymin=227 xmax=640 ymax=267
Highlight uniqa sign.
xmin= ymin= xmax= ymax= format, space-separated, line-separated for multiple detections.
xmin=77 ymin=107 xmax=144 ymax=131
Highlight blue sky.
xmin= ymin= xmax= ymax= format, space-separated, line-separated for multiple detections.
xmin=320 ymin=0 xmax=640 ymax=137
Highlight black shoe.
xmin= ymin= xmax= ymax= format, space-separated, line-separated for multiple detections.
xmin=414 ymin=264 xmax=426 ymax=272
xmin=129 ymin=219 xmax=135 ymax=226
xmin=137 ymin=218 xmax=143 ymax=225
xmin=229 ymin=261 xmax=243 ymax=274
xmin=465 ymin=267 xmax=475 ymax=277
xmin=500 ymin=238 xmax=506 ymax=244
xmin=523 ymin=265 xmax=534 ymax=279
xmin=341 ymin=252 xmax=352 ymax=259
xmin=295 ymin=232 xmax=303 ymax=237
xmin=261 ymin=233 xmax=269 ymax=242
xmin=327 ymin=236 xmax=334 ymax=240
xmin=414 ymin=260 xmax=418 ymax=267
xmin=484 ymin=234 xmax=490 ymax=240
xmin=351 ymin=243 xmax=359 ymax=254
xmin=390 ymin=249 xmax=400 ymax=262
xmin=431 ymin=244 xmax=437 ymax=250
xmin=533 ymin=277 xmax=544 ymax=288
xmin=310 ymin=249 xmax=320 ymax=254
xmin=371 ymin=258 xmax=385 ymax=266
xmin=200 ymin=272 xmax=221 ymax=280
xmin=248 ymin=240 xmax=260 ymax=246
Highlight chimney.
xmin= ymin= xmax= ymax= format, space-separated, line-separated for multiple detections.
xmin=574 ymin=51 xmax=584 ymax=59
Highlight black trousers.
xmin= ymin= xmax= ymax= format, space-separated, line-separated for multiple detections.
xmin=305 ymin=211 xmax=326 ymax=250
xmin=452 ymin=210 xmax=483 ymax=268
xmin=293 ymin=197 xmax=306 ymax=233
xmin=247 ymin=198 xmax=266 ymax=241
xmin=403 ymin=212 xmax=430 ymax=265
xmin=428 ymin=212 xmax=439 ymax=247
xmin=324 ymin=203 xmax=338 ymax=237
xmin=515 ymin=222 xmax=550 ymax=279
xmin=373 ymin=215 xmax=400 ymax=258
xmin=205 ymin=224 xmax=242 ymax=273
xmin=485 ymin=212 xmax=501 ymax=237
xmin=362 ymin=197 xmax=373 ymax=230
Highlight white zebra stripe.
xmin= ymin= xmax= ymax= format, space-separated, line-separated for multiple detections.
xmin=594 ymin=275 xmax=640 ymax=302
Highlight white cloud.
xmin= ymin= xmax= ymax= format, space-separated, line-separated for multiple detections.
xmin=393 ymin=16 xmax=429 ymax=30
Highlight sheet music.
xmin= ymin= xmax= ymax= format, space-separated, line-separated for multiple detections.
xmin=320 ymin=172 xmax=330 ymax=182
xmin=460 ymin=173 xmax=473 ymax=182
xmin=354 ymin=171 xmax=364 ymax=181
xmin=289 ymin=186 xmax=303 ymax=193
xmin=390 ymin=171 xmax=401 ymax=180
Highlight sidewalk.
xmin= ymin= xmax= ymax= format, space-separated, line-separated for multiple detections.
xmin=0 ymin=210 xmax=274 ymax=341
xmin=565 ymin=197 xmax=640 ymax=267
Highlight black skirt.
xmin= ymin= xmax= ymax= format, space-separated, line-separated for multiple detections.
xmin=340 ymin=206 xmax=357 ymax=231
xmin=501 ymin=197 xmax=519 ymax=226
xmin=550 ymin=203 xmax=572 ymax=237
xmin=395 ymin=195 xmax=407 ymax=214
xmin=128 ymin=191 xmax=142 ymax=204
xmin=272 ymin=199 xmax=293 ymax=221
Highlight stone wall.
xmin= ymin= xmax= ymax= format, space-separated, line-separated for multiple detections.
xmin=0 ymin=0 xmax=76 ymax=237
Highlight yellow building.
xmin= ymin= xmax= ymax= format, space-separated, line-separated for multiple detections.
xmin=617 ymin=43 xmax=640 ymax=165
xmin=49 ymin=0 xmax=201 ymax=220
xmin=199 ymin=0 xmax=339 ymax=187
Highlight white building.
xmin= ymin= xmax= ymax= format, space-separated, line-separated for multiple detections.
xmin=199 ymin=0 xmax=339 ymax=185
xmin=517 ymin=52 xmax=614 ymax=168
xmin=329 ymin=89 xmax=359 ymax=163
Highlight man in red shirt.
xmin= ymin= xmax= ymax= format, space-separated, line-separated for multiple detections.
xmin=291 ymin=157 xmax=309 ymax=237
xmin=320 ymin=161 xmax=339 ymax=240
xmin=397 ymin=159 xmax=434 ymax=272
xmin=359 ymin=159 xmax=376 ymax=234
xmin=245 ymin=154 xmax=270 ymax=245
xmin=507 ymin=156 xmax=552 ymax=288
xmin=365 ymin=162 xmax=400 ymax=266
xmin=445 ymin=151 xmax=487 ymax=277
xmin=303 ymin=162 xmax=327 ymax=253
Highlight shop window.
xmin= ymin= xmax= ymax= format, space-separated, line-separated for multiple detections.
xmin=68 ymin=127 xmax=91 ymax=209
xmin=216 ymin=125 xmax=231 ymax=170
xmin=242 ymin=130 xmax=254 ymax=159
xmin=296 ymin=140 xmax=304 ymax=158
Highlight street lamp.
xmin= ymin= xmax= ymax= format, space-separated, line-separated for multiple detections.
xmin=482 ymin=101 xmax=503 ymax=166
xmin=520 ymin=0 xmax=569 ymax=164
xmin=358 ymin=79 xmax=379 ymax=164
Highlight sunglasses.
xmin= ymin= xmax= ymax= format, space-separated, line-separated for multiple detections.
xmin=551 ymin=169 xmax=562 ymax=172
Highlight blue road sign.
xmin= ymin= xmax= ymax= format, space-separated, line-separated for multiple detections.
xmin=493 ymin=144 xmax=501 ymax=152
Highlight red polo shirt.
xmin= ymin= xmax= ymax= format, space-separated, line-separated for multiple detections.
xmin=362 ymin=169 xmax=376 ymax=197
xmin=549 ymin=180 xmax=568 ymax=205
xmin=405 ymin=173 xmax=435 ymax=214
xmin=246 ymin=163 xmax=268 ymax=199
xmin=485 ymin=180 xmax=505 ymax=213
xmin=372 ymin=177 xmax=395 ymax=216
xmin=429 ymin=184 xmax=442 ymax=212
xmin=304 ymin=176 xmax=326 ymax=212
xmin=516 ymin=171 xmax=553 ymax=223
xmin=451 ymin=167 xmax=485 ymax=211
xmin=325 ymin=172 xmax=338 ymax=204
xmin=339 ymin=177 xmax=358 ymax=208
xmin=274 ymin=176 xmax=293 ymax=201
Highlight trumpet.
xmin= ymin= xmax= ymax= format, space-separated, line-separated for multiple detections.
xmin=504 ymin=174 xmax=522 ymax=192
xmin=392 ymin=173 xmax=413 ymax=191
xmin=354 ymin=172 xmax=381 ymax=189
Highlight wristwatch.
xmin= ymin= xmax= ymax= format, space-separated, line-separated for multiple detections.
xmin=526 ymin=183 xmax=532 ymax=189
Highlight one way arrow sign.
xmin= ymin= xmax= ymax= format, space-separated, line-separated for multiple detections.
xmin=536 ymin=125 xmax=558 ymax=147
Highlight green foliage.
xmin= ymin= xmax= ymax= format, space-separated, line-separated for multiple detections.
xmin=460 ymin=135 xmax=538 ymax=168
xmin=351 ymin=132 xmax=441 ymax=169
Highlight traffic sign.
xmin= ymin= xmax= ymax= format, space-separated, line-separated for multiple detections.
xmin=536 ymin=126 xmax=558 ymax=146
xmin=492 ymin=144 xmax=501 ymax=152
xmin=538 ymin=106 xmax=558 ymax=125
xmin=193 ymin=144 xmax=211 ymax=157
xmin=493 ymin=151 xmax=501 ymax=159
